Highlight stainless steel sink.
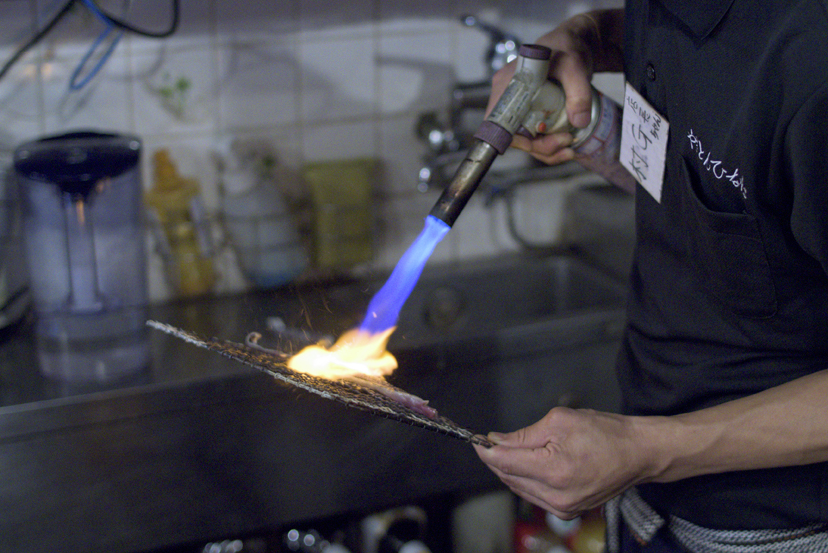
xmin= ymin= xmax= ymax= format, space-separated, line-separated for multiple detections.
xmin=0 ymin=253 xmax=629 ymax=553
xmin=377 ymin=254 xmax=628 ymax=429
xmin=384 ymin=254 xmax=627 ymax=350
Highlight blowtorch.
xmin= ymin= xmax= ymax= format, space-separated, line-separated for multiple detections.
xmin=428 ymin=43 xmax=611 ymax=227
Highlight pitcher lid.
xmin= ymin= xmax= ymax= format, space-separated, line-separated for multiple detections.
xmin=13 ymin=130 xmax=141 ymax=198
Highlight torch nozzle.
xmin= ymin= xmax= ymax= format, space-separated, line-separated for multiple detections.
xmin=427 ymin=44 xmax=552 ymax=227
xmin=428 ymin=140 xmax=499 ymax=227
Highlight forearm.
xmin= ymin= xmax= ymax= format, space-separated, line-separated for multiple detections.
xmin=635 ymin=369 xmax=828 ymax=484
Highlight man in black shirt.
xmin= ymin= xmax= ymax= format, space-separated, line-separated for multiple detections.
xmin=475 ymin=3 xmax=828 ymax=551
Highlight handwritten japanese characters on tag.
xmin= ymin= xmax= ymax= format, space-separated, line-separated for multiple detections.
xmin=620 ymin=82 xmax=669 ymax=202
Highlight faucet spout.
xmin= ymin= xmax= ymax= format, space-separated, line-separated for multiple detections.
xmin=415 ymin=14 xmax=523 ymax=193
xmin=449 ymin=81 xmax=491 ymax=126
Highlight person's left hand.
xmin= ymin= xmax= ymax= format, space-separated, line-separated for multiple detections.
xmin=474 ymin=406 xmax=654 ymax=519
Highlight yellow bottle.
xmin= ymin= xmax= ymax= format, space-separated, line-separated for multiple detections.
xmin=145 ymin=149 xmax=215 ymax=296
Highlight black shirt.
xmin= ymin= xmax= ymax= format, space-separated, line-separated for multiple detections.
xmin=620 ymin=0 xmax=828 ymax=529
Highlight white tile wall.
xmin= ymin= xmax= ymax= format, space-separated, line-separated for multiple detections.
xmin=0 ymin=47 xmax=42 ymax=144
xmin=0 ymin=0 xmax=622 ymax=303
xmin=299 ymin=34 xmax=377 ymax=123
xmin=300 ymin=0 xmax=374 ymax=40
xmin=41 ymin=50 xmax=133 ymax=133
xmin=377 ymin=30 xmax=454 ymax=115
xmin=216 ymin=37 xmax=298 ymax=130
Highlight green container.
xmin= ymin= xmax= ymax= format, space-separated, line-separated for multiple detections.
xmin=303 ymin=158 xmax=375 ymax=270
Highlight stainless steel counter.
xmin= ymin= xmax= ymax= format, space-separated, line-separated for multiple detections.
xmin=0 ymin=254 xmax=626 ymax=553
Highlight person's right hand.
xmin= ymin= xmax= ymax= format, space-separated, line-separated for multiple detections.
xmin=485 ymin=11 xmax=623 ymax=166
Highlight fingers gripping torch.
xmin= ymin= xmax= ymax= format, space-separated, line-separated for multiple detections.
xmin=429 ymin=44 xmax=581 ymax=227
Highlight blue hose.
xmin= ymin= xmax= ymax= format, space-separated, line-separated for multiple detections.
xmin=69 ymin=0 xmax=124 ymax=91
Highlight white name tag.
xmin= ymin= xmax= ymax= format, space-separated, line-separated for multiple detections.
xmin=620 ymin=82 xmax=669 ymax=203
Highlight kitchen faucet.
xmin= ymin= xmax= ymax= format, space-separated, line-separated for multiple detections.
xmin=416 ymin=16 xmax=586 ymax=197
xmin=415 ymin=15 xmax=521 ymax=192
xmin=451 ymin=14 xmax=522 ymax=125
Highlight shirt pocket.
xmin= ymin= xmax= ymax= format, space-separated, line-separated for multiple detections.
xmin=677 ymin=157 xmax=778 ymax=318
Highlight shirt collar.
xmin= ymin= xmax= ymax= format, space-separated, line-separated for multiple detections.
xmin=656 ymin=0 xmax=736 ymax=39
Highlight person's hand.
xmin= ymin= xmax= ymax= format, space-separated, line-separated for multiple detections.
xmin=485 ymin=11 xmax=623 ymax=166
xmin=486 ymin=55 xmax=576 ymax=165
xmin=474 ymin=406 xmax=655 ymax=519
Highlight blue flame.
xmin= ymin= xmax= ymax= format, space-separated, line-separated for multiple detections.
xmin=360 ymin=215 xmax=450 ymax=334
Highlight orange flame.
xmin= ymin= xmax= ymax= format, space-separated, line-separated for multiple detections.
xmin=287 ymin=326 xmax=397 ymax=380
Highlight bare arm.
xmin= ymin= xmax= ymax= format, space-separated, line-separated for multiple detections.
xmin=475 ymin=368 xmax=828 ymax=520
xmin=646 ymin=368 xmax=828 ymax=480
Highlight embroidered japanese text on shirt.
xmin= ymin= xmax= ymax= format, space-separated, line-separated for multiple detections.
xmin=687 ymin=129 xmax=747 ymax=199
